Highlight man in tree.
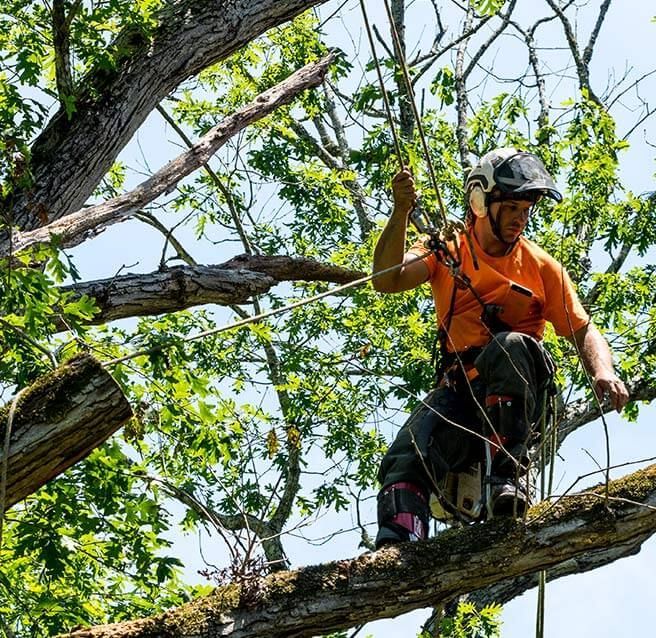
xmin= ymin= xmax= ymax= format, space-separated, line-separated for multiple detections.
xmin=372 ymin=147 xmax=629 ymax=548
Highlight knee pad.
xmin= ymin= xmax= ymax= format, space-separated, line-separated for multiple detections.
xmin=376 ymin=482 xmax=429 ymax=548
xmin=485 ymin=394 xmax=530 ymax=441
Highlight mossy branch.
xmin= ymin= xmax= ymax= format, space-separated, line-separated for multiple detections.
xmin=61 ymin=465 xmax=656 ymax=638
xmin=0 ymin=354 xmax=132 ymax=509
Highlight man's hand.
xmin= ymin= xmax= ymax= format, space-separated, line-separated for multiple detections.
xmin=392 ymin=168 xmax=417 ymax=215
xmin=593 ymin=370 xmax=630 ymax=413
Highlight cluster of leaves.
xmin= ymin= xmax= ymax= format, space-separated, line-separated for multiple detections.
xmin=473 ymin=0 xmax=507 ymax=17
xmin=0 ymin=244 xmax=98 ymax=390
xmin=435 ymin=602 xmax=502 ymax=638
xmin=0 ymin=441 xmax=205 ymax=633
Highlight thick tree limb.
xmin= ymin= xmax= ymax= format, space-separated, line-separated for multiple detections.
xmin=58 ymin=265 xmax=275 ymax=327
xmin=8 ymin=0 xmax=330 ymax=235
xmin=56 ymin=257 xmax=365 ymax=328
xmin=62 ymin=465 xmax=656 ymax=638
xmin=461 ymin=533 xmax=648 ymax=610
xmin=0 ymin=355 xmax=132 ymax=509
xmin=4 ymin=55 xmax=334 ymax=259
xmin=217 ymin=254 xmax=363 ymax=285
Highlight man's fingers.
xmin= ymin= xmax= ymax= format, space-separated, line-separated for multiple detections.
xmin=594 ymin=376 xmax=630 ymax=413
xmin=392 ymin=168 xmax=417 ymax=214
xmin=392 ymin=168 xmax=412 ymax=181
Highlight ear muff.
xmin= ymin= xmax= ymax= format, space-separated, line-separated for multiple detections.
xmin=469 ymin=186 xmax=487 ymax=218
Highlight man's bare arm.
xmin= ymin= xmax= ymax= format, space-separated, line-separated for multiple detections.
xmin=372 ymin=169 xmax=429 ymax=292
xmin=571 ymin=323 xmax=629 ymax=412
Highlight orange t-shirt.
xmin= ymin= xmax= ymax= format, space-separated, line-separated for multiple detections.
xmin=409 ymin=231 xmax=589 ymax=353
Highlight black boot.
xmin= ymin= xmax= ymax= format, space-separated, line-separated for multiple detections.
xmin=485 ymin=395 xmax=532 ymax=518
xmin=488 ymin=475 xmax=529 ymax=517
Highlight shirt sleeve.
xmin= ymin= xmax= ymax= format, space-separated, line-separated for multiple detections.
xmin=541 ymin=256 xmax=590 ymax=338
xmin=408 ymin=236 xmax=440 ymax=279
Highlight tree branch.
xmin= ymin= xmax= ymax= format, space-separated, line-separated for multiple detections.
xmin=544 ymin=0 xmax=604 ymax=105
xmin=583 ymin=239 xmax=632 ymax=309
xmin=458 ymin=532 xmax=648 ymax=610
xmin=55 ymin=257 xmax=364 ymax=329
xmin=8 ymin=0 xmax=331 ymax=234
xmin=557 ymin=377 xmax=655 ymax=446
xmin=52 ymin=0 xmax=74 ymax=102
xmin=454 ymin=4 xmax=475 ymax=165
xmin=511 ymin=20 xmax=550 ymax=131
xmin=3 ymin=55 xmax=334 ymax=259
xmin=322 ymin=85 xmax=373 ymax=239
xmin=134 ymin=211 xmax=198 ymax=266
xmin=0 ymin=355 xmax=132 ymax=510
xmin=62 ymin=464 xmax=656 ymax=638
xmin=156 ymin=104 xmax=255 ymax=256
xmin=462 ymin=0 xmax=518 ymax=81
xmin=582 ymin=0 xmax=613 ymax=66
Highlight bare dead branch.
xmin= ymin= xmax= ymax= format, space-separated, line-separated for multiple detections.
xmin=582 ymin=0 xmax=613 ymax=66
xmin=544 ymin=0 xmax=605 ymax=105
xmin=55 ymin=257 xmax=364 ymax=329
xmin=4 ymin=55 xmax=334 ymax=259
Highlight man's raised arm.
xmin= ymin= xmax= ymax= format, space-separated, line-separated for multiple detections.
xmin=372 ymin=169 xmax=429 ymax=293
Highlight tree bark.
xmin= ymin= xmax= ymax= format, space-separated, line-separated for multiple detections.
xmin=7 ymin=0 xmax=329 ymax=235
xmin=461 ymin=532 xmax=648 ymax=609
xmin=557 ymin=376 xmax=655 ymax=446
xmin=61 ymin=464 xmax=656 ymax=638
xmin=4 ymin=55 xmax=334 ymax=259
xmin=56 ymin=257 xmax=365 ymax=328
xmin=1 ymin=355 xmax=132 ymax=509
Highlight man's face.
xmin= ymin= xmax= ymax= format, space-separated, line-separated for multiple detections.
xmin=489 ymin=199 xmax=533 ymax=243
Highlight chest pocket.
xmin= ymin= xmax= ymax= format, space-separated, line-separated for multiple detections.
xmin=496 ymin=280 xmax=536 ymax=327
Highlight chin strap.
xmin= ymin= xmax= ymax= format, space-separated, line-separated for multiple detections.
xmin=485 ymin=194 xmax=521 ymax=250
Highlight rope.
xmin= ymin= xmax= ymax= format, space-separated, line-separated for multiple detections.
xmin=357 ymin=0 xmax=471 ymax=263
xmin=380 ymin=0 xmax=449 ymax=228
xmin=357 ymin=0 xmax=404 ymax=168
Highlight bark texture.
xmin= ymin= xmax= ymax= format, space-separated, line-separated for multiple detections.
xmin=1 ymin=355 xmax=132 ymax=509
xmin=61 ymin=465 xmax=656 ymax=638
xmin=7 ymin=0 xmax=329 ymax=236
xmin=463 ymin=532 xmax=648 ymax=609
xmin=5 ymin=55 xmax=334 ymax=258
xmin=56 ymin=257 xmax=364 ymax=328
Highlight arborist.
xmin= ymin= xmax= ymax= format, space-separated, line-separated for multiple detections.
xmin=372 ymin=147 xmax=629 ymax=548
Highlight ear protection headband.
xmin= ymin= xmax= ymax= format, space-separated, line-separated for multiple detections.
xmin=466 ymin=147 xmax=517 ymax=219
xmin=468 ymin=186 xmax=488 ymax=218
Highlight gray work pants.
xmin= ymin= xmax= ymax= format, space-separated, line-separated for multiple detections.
xmin=377 ymin=331 xmax=555 ymax=494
